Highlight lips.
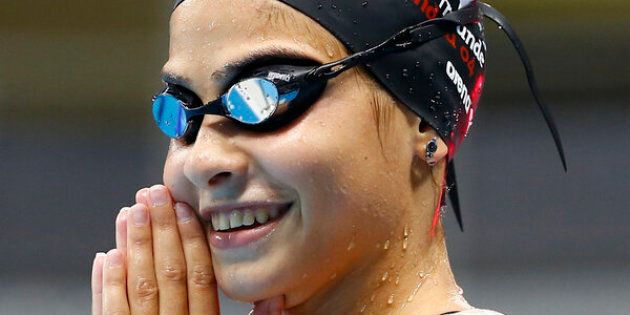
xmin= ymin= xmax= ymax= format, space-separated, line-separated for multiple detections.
xmin=200 ymin=202 xmax=293 ymax=249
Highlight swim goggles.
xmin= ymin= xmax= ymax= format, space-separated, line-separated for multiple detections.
xmin=151 ymin=4 xmax=481 ymax=140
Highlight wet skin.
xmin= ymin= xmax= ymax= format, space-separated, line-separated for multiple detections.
xmin=92 ymin=0 xmax=472 ymax=314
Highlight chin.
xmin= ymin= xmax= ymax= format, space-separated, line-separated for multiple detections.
xmin=213 ymin=256 xmax=293 ymax=303
xmin=218 ymin=277 xmax=264 ymax=302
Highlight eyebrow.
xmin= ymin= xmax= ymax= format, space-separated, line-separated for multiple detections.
xmin=161 ymin=46 xmax=320 ymax=91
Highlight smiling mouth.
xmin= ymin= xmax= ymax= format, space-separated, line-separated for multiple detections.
xmin=208 ymin=203 xmax=293 ymax=232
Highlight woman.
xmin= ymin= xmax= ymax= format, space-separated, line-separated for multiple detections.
xmin=91 ymin=0 xmax=564 ymax=314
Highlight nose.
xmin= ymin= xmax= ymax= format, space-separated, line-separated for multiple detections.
xmin=183 ymin=126 xmax=250 ymax=193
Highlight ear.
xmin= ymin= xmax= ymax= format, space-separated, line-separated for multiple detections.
xmin=414 ymin=121 xmax=448 ymax=167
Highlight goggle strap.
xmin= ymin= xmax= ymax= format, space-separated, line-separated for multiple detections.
xmin=306 ymin=3 xmax=481 ymax=83
xmin=403 ymin=3 xmax=481 ymax=49
xmin=445 ymin=3 xmax=567 ymax=234
xmin=480 ymin=2 xmax=568 ymax=172
xmin=446 ymin=160 xmax=464 ymax=232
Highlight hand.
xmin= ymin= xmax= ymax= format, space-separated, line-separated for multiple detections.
xmin=90 ymin=185 xmax=285 ymax=315
xmin=91 ymin=184 xmax=217 ymax=314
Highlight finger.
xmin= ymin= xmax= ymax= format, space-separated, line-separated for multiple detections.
xmin=116 ymin=208 xmax=129 ymax=255
xmin=102 ymin=249 xmax=130 ymax=315
xmin=91 ymin=252 xmax=106 ymax=315
xmin=148 ymin=185 xmax=188 ymax=314
xmin=136 ymin=187 xmax=149 ymax=206
xmin=174 ymin=202 xmax=219 ymax=314
xmin=126 ymin=203 xmax=159 ymax=315
xmin=252 ymin=296 xmax=285 ymax=315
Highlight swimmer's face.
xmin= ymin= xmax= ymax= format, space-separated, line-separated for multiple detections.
xmin=162 ymin=0 xmax=432 ymax=306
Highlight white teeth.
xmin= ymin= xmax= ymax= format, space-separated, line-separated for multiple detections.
xmin=210 ymin=206 xmax=286 ymax=231
xmin=218 ymin=212 xmax=230 ymax=231
xmin=211 ymin=214 xmax=219 ymax=230
xmin=242 ymin=210 xmax=255 ymax=226
xmin=255 ymin=209 xmax=269 ymax=224
xmin=230 ymin=210 xmax=243 ymax=229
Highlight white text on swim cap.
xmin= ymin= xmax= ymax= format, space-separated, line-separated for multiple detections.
xmin=456 ymin=25 xmax=486 ymax=68
xmin=439 ymin=0 xmax=455 ymax=15
xmin=446 ymin=61 xmax=472 ymax=113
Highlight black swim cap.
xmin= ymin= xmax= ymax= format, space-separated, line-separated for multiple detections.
xmin=173 ymin=0 xmax=483 ymax=156
xmin=171 ymin=0 xmax=567 ymax=230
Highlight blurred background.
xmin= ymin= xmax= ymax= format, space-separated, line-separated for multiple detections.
xmin=1 ymin=0 xmax=628 ymax=314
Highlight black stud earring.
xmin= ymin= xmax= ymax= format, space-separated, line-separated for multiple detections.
xmin=425 ymin=137 xmax=438 ymax=166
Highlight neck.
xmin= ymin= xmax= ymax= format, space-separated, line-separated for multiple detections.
xmin=285 ymin=227 xmax=471 ymax=315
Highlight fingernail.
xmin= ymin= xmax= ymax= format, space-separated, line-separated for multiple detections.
xmin=118 ymin=207 xmax=129 ymax=221
xmin=174 ymin=203 xmax=193 ymax=223
xmin=149 ymin=185 xmax=169 ymax=207
xmin=131 ymin=204 xmax=149 ymax=226
xmin=106 ymin=249 xmax=122 ymax=268
xmin=95 ymin=252 xmax=106 ymax=260
xmin=136 ymin=188 xmax=149 ymax=205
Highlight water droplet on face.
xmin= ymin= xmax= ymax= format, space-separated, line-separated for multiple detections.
xmin=360 ymin=304 xmax=367 ymax=313
xmin=402 ymin=68 xmax=409 ymax=77
xmin=387 ymin=294 xmax=395 ymax=305
xmin=339 ymin=186 xmax=348 ymax=195
xmin=383 ymin=240 xmax=390 ymax=250
xmin=407 ymin=282 xmax=423 ymax=302
xmin=395 ymin=275 xmax=400 ymax=285
xmin=347 ymin=241 xmax=355 ymax=251
xmin=403 ymin=225 xmax=409 ymax=237
xmin=381 ymin=271 xmax=389 ymax=282
xmin=402 ymin=238 xmax=408 ymax=250
xmin=325 ymin=43 xmax=335 ymax=58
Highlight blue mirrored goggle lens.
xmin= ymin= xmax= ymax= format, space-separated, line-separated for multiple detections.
xmin=225 ymin=78 xmax=279 ymax=124
xmin=152 ymin=94 xmax=188 ymax=138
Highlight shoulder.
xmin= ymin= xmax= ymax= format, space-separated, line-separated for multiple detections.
xmin=445 ymin=309 xmax=506 ymax=315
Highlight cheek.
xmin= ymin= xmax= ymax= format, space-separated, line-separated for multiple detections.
xmin=163 ymin=147 xmax=197 ymax=205
xmin=254 ymin=98 xmax=408 ymax=255
xmin=271 ymin=98 xmax=408 ymax=216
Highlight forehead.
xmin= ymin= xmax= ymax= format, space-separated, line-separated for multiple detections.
xmin=164 ymin=0 xmax=344 ymax=98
